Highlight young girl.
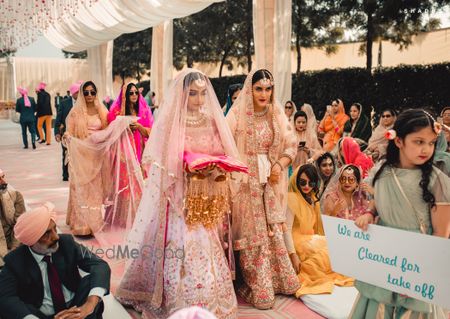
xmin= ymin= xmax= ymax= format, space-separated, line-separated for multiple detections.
xmin=315 ymin=152 xmax=336 ymax=199
xmin=353 ymin=109 xmax=450 ymax=319
xmin=291 ymin=111 xmax=322 ymax=172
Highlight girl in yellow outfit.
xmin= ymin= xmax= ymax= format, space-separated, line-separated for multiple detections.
xmin=284 ymin=164 xmax=354 ymax=297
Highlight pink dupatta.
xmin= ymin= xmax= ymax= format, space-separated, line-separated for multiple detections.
xmin=107 ymin=86 xmax=154 ymax=163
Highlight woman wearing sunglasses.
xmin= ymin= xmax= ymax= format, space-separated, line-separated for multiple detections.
xmin=366 ymin=108 xmax=396 ymax=161
xmin=284 ymin=164 xmax=354 ymax=297
xmin=107 ymin=83 xmax=153 ymax=163
xmin=64 ymin=81 xmax=144 ymax=236
xmin=284 ymin=100 xmax=297 ymax=126
xmin=322 ymin=164 xmax=373 ymax=221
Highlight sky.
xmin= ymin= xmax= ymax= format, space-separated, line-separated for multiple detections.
xmin=15 ymin=6 xmax=450 ymax=59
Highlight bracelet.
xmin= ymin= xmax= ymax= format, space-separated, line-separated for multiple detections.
xmin=272 ymin=161 xmax=283 ymax=171
xmin=365 ymin=210 xmax=378 ymax=217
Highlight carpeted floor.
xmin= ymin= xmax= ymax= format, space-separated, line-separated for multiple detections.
xmin=0 ymin=119 xmax=324 ymax=319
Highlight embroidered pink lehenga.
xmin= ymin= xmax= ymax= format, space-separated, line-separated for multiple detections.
xmin=64 ymin=82 xmax=144 ymax=236
xmin=226 ymin=70 xmax=300 ymax=309
xmin=116 ymin=70 xmax=238 ymax=318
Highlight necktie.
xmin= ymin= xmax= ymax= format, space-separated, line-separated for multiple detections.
xmin=43 ymin=255 xmax=67 ymax=313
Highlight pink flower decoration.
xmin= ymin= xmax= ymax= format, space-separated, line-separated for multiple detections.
xmin=334 ymin=126 xmax=339 ymax=133
xmin=434 ymin=122 xmax=442 ymax=135
xmin=385 ymin=129 xmax=397 ymax=140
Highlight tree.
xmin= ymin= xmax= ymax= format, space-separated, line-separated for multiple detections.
xmin=173 ymin=1 xmax=254 ymax=77
xmin=292 ymin=0 xmax=344 ymax=74
xmin=339 ymin=0 xmax=449 ymax=70
xmin=62 ymin=50 xmax=87 ymax=59
xmin=62 ymin=28 xmax=152 ymax=82
xmin=113 ymin=28 xmax=152 ymax=82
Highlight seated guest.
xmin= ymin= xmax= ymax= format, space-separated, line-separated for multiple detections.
xmin=343 ymin=103 xmax=372 ymax=148
xmin=0 ymin=168 xmax=25 ymax=267
xmin=366 ymin=108 xmax=396 ymax=161
xmin=0 ymin=202 xmax=110 ymax=319
xmin=434 ymin=132 xmax=450 ymax=176
xmin=284 ymin=164 xmax=353 ymax=297
xmin=291 ymin=111 xmax=322 ymax=172
xmin=318 ymin=99 xmax=349 ymax=152
xmin=440 ymin=106 xmax=450 ymax=151
xmin=322 ymin=164 xmax=373 ymax=220
xmin=315 ymin=152 xmax=336 ymax=199
xmin=335 ymin=137 xmax=374 ymax=177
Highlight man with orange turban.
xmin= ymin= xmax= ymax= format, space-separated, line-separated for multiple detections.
xmin=0 ymin=202 xmax=110 ymax=319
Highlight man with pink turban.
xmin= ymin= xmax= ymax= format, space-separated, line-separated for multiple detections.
xmin=55 ymin=81 xmax=82 ymax=181
xmin=15 ymin=86 xmax=37 ymax=149
xmin=36 ymin=82 xmax=53 ymax=145
xmin=0 ymin=168 xmax=25 ymax=267
xmin=0 ymin=202 xmax=111 ymax=319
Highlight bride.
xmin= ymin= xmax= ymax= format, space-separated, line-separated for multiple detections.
xmin=116 ymin=69 xmax=238 ymax=319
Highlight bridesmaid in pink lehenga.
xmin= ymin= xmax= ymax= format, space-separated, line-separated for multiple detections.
xmin=226 ymin=69 xmax=300 ymax=309
xmin=105 ymin=83 xmax=153 ymax=229
xmin=116 ymin=70 xmax=238 ymax=318
xmin=65 ymin=81 xmax=144 ymax=237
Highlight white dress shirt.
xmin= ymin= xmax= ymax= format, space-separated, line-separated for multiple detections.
xmin=23 ymin=248 xmax=105 ymax=319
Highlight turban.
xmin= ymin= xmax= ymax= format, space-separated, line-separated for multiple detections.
xmin=17 ymin=87 xmax=31 ymax=107
xmin=168 ymin=307 xmax=217 ymax=319
xmin=37 ymin=82 xmax=46 ymax=91
xmin=70 ymin=80 xmax=83 ymax=96
xmin=14 ymin=202 xmax=56 ymax=246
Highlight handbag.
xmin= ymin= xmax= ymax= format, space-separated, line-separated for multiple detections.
xmin=391 ymin=168 xmax=427 ymax=234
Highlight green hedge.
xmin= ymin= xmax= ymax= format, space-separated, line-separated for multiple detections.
xmin=209 ymin=63 xmax=450 ymax=118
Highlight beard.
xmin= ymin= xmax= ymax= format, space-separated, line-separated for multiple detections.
xmin=0 ymin=183 xmax=7 ymax=194
xmin=31 ymin=241 xmax=59 ymax=255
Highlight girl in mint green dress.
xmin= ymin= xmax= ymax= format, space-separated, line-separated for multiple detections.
xmin=352 ymin=109 xmax=450 ymax=319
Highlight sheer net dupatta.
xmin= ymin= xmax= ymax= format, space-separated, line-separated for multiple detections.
xmin=65 ymin=114 xmax=144 ymax=234
xmin=115 ymin=69 xmax=241 ymax=311
xmin=226 ymin=70 xmax=297 ymax=250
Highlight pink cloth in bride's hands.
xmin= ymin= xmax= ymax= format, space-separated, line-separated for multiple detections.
xmin=183 ymin=151 xmax=248 ymax=174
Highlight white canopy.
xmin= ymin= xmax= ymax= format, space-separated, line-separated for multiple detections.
xmin=45 ymin=0 xmax=222 ymax=52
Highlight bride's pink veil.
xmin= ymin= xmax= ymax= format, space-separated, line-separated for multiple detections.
xmin=116 ymin=69 xmax=240 ymax=311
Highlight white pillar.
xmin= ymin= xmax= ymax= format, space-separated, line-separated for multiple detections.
xmin=253 ymin=0 xmax=292 ymax=104
xmin=87 ymin=40 xmax=114 ymax=100
xmin=150 ymin=20 xmax=173 ymax=106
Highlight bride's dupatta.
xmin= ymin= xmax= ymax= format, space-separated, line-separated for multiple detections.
xmin=116 ymin=69 xmax=240 ymax=311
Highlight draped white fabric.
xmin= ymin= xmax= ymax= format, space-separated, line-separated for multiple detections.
xmin=253 ymin=0 xmax=292 ymax=104
xmin=87 ymin=41 xmax=114 ymax=99
xmin=44 ymin=0 xmax=223 ymax=52
xmin=1 ymin=57 xmax=89 ymax=109
xmin=0 ymin=58 xmax=16 ymax=101
xmin=150 ymin=21 xmax=173 ymax=104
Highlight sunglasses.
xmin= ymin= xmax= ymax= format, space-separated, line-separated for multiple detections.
xmin=285 ymin=106 xmax=293 ymax=109
xmin=381 ymin=114 xmax=392 ymax=118
xmin=83 ymin=90 xmax=97 ymax=97
xmin=299 ymin=179 xmax=316 ymax=188
xmin=339 ymin=176 xmax=356 ymax=184
xmin=129 ymin=91 xmax=139 ymax=96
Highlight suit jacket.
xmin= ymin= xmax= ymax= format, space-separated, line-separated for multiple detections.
xmin=36 ymin=90 xmax=52 ymax=117
xmin=15 ymin=97 xmax=36 ymax=123
xmin=0 ymin=234 xmax=110 ymax=319
xmin=54 ymin=98 xmax=74 ymax=136
xmin=54 ymin=96 xmax=62 ymax=111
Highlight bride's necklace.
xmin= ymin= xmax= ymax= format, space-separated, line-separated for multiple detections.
xmin=186 ymin=112 xmax=206 ymax=127
xmin=254 ymin=106 xmax=268 ymax=117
